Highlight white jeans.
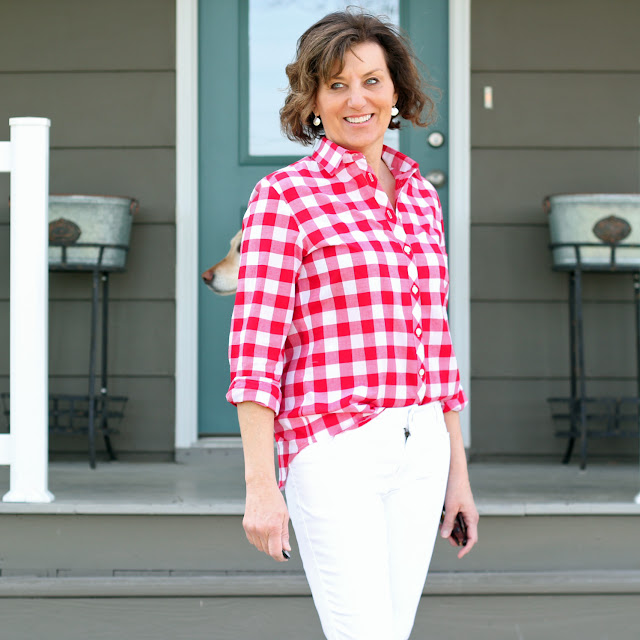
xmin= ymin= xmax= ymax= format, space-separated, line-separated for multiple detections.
xmin=285 ymin=402 xmax=451 ymax=640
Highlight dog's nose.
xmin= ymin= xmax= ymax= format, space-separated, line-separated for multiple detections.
xmin=201 ymin=269 xmax=213 ymax=284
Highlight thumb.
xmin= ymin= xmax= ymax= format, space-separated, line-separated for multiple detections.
xmin=282 ymin=520 xmax=291 ymax=552
xmin=440 ymin=510 xmax=455 ymax=538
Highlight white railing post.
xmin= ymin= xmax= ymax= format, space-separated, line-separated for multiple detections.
xmin=0 ymin=117 xmax=54 ymax=503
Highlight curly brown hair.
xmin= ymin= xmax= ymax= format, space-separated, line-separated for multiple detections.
xmin=280 ymin=8 xmax=438 ymax=146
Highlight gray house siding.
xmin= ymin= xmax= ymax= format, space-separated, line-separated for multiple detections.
xmin=0 ymin=0 xmax=176 ymax=457
xmin=2 ymin=0 xmax=639 ymax=462
xmin=470 ymin=0 xmax=640 ymax=458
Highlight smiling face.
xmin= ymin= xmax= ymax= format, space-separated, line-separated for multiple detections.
xmin=313 ymin=41 xmax=398 ymax=163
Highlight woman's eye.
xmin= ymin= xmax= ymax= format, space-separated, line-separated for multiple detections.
xmin=330 ymin=82 xmax=344 ymax=90
xmin=365 ymin=77 xmax=379 ymax=85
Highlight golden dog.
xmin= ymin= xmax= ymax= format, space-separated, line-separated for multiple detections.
xmin=201 ymin=229 xmax=241 ymax=296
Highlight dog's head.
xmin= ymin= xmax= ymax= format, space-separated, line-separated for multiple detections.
xmin=201 ymin=229 xmax=242 ymax=296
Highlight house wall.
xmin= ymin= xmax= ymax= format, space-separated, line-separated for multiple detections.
xmin=0 ymin=0 xmax=176 ymax=458
xmin=2 ymin=0 xmax=639 ymax=461
xmin=469 ymin=0 xmax=640 ymax=458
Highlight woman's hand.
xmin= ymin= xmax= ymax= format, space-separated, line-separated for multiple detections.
xmin=236 ymin=401 xmax=291 ymax=562
xmin=440 ymin=409 xmax=479 ymax=559
xmin=243 ymin=478 xmax=291 ymax=562
xmin=441 ymin=472 xmax=479 ymax=559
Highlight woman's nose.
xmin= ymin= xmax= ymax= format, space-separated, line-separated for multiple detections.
xmin=347 ymin=88 xmax=366 ymax=110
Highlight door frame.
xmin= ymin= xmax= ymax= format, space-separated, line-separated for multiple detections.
xmin=174 ymin=0 xmax=472 ymax=450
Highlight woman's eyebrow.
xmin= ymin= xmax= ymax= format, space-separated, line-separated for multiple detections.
xmin=331 ymin=67 xmax=384 ymax=80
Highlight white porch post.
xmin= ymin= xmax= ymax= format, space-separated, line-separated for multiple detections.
xmin=449 ymin=0 xmax=472 ymax=448
xmin=0 ymin=117 xmax=54 ymax=503
xmin=175 ymin=0 xmax=199 ymax=449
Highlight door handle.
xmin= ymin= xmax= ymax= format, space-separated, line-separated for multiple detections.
xmin=425 ymin=169 xmax=447 ymax=188
xmin=427 ymin=131 xmax=445 ymax=148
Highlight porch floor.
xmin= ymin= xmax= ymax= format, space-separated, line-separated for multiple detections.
xmin=1 ymin=451 xmax=639 ymax=514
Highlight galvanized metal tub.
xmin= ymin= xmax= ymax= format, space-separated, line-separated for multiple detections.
xmin=48 ymin=195 xmax=138 ymax=270
xmin=544 ymin=193 xmax=640 ymax=268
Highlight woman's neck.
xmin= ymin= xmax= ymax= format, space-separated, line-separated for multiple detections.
xmin=355 ymin=140 xmax=385 ymax=177
xmin=366 ymin=155 xmax=383 ymax=177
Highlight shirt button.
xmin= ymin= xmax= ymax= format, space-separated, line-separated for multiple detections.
xmin=397 ymin=213 xmax=402 ymax=221
xmin=419 ymin=368 xmax=425 ymax=378
xmin=412 ymin=285 xmax=419 ymax=295
xmin=404 ymin=245 xmax=411 ymax=255
xmin=416 ymin=327 xmax=422 ymax=337
xmin=368 ymin=173 xmax=375 ymax=183
xmin=387 ymin=210 xmax=394 ymax=220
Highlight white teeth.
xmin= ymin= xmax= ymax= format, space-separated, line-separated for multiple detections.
xmin=345 ymin=114 xmax=372 ymax=124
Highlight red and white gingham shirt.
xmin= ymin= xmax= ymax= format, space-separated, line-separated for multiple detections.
xmin=227 ymin=137 xmax=467 ymax=487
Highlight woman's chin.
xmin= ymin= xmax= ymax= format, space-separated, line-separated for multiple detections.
xmin=327 ymin=128 xmax=386 ymax=155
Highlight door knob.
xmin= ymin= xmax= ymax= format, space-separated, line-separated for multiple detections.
xmin=425 ymin=169 xmax=447 ymax=188
xmin=427 ymin=131 xmax=445 ymax=148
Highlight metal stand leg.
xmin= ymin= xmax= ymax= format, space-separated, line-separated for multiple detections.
xmin=563 ymin=271 xmax=577 ymax=464
xmin=575 ymin=268 xmax=588 ymax=470
xmin=634 ymin=272 xmax=640 ymax=504
xmin=633 ymin=273 xmax=640 ymax=504
xmin=635 ymin=273 xmax=640 ymax=428
xmin=101 ymin=273 xmax=117 ymax=461
xmin=88 ymin=269 xmax=100 ymax=469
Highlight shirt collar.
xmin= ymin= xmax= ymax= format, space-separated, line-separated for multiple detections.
xmin=312 ymin=137 xmax=420 ymax=181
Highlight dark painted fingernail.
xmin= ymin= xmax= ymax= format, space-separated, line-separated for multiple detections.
xmin=282 ymin=550 xmax=291 ymax=560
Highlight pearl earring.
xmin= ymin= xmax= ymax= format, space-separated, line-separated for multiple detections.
xmin=391 ymin=106 xmax=399 ymax=117
xmin=313 ymin=115 xmax=321 ymax=126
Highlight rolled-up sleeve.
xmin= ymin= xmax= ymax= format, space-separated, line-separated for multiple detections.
xmin=226 ymin=179 xmax=303 ymax=414
xmin=429 ymin=184 xmax=469 ymax=415
xmin=442 ymin=388 xmax=468 ymax=413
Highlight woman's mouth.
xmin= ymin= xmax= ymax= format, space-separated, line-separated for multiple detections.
xmin=344 ymin=114 xmax=373 ymax=124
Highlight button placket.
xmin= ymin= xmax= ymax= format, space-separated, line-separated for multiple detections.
xmin=406 ymin=259 xmax=426 ymax=382
xmin=386 ymin=198 xmax=428 ymax=400
xmin=391 ymin=222 xmax=424 ymax=364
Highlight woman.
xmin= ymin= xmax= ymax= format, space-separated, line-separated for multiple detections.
xmin=227 ymin=9 xmax=478 ymax=640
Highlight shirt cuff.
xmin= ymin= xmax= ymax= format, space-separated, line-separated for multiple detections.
xmin=226 ymin=376 xmax=282 ymax=414
xmin=441 ymin=388 xmax=468 ymax=413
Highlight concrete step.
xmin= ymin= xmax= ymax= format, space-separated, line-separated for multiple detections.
xmin=2 ymin=501 xmax=639 ymax=640
xmin=0 ymin=579 xmax=638 ymax=640
xmin=1 ymin=570 xmax=640 ymax=597
xmin=1 ymin=511 xmax=638 ymax=577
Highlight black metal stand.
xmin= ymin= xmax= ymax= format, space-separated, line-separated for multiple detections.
xmin=0 ymin=242 xmax=129 ymax=467
xmin=50 ymin=242 xmax=129 ymax=468
xmin=548 ymin=242 xmax=640 ymax=469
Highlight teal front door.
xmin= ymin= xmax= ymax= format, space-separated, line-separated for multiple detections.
xmin=198 ymin=0 xmax=449 ymax=435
